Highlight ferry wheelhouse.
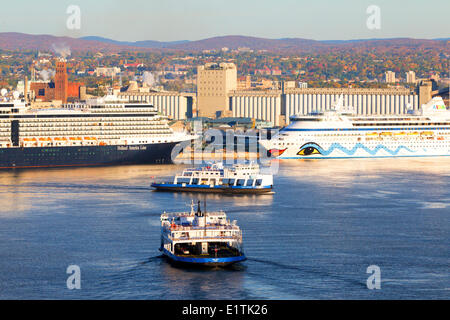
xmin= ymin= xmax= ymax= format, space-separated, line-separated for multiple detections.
xmin=0 ymin=94 xmax=193 ymax=168
xmin=151 ymin=162 xmax=273 ymax=194
xmin=260 ymin=96 xmax=450 ymax=159
xmin=160 ymin=201 xmax=246 ymax=267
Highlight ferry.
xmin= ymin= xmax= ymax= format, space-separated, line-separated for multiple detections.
xmin=151 ymin=162 xmax=273 ymax=194
xmin=0 ymin=92 xmax=194 ymax=168
xmin=259 ymin=96 xmax=450 ymax=159
xmin=160 ymin=201 xmax=246 ymax=267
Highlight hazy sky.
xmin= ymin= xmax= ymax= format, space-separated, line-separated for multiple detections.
xmin=1 ymin=0 xmax=448 ymax=41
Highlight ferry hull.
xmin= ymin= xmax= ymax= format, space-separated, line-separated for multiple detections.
xmin=161 ymin=248 xmax=246 ymax=267
xmin=151 ymin=183 xmax=273 ymax=194
xmin=0 ymin=142 xmax=178 ymax=169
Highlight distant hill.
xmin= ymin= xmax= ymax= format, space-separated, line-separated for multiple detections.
xmin=0 ymin=32 xmax=447 ymax=54
xmin=167 ymin=35 xmax=322 ymax=51
xmin=80 ymin=36 xmax=190 ymax=48
xmin=0 ymin=32 xmax=138 ymax=53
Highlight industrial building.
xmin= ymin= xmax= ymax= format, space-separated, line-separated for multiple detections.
xmin=29 ymin=59 xmax=83 ymax=103
xmin=118 ymin=91 xmax=193 ymax=120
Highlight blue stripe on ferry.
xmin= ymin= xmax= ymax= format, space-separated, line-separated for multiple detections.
xmin=283 ymin=127 xmax=450 ymax=132
xmin=162 ymin=249 xmax=246 ymax=264
xmin=152 ymin=183 xmax=271 ymax=189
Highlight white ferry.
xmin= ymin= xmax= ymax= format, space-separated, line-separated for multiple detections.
xmin=160 ymin=201 xmax=246 ymax=267
xmin=151 ymin=162 xmax=273 ymax=194
xmin=259 ymin=96 xmax=450 ymax=159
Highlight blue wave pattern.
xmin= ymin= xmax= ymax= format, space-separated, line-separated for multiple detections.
xmin=299 ymin=142 xmax=416 ymax=157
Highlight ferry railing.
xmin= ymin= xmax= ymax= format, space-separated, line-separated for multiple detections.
xmin=163 ymin=224 xmax=240 ymax=231
xmin=167 ymin=234 xmax=241 ymax=241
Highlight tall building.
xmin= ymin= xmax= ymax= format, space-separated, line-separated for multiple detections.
xmin=197 ymin=63 xmax=237 ymax=118
xmin=418 ymin=80 xmax=432 ymax=107
xmin=406 ymin=71 xmax=416 ymax=83
xmin=54 ymin=59 xmax=68 ymax=103
xmin=385 ymin=71 xmax=396 ymax=83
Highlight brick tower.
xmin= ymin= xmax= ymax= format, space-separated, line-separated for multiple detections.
xmin=55 ymin=59 xmax=68 ymax=103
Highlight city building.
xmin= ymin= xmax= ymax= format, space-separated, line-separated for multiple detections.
xmin=197 ymin=63 xmax=237 ymax=118
xmin=406 ymin=71 xmax=416 ymax=84
xmin=385 ymin=71 xmax=396 ymax=83
xmin=95 ymin=67 xmax=121 ymax=77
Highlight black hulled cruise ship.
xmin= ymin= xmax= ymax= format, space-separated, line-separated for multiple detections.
xmin=0 ymin=94 xmax=193 ymax=168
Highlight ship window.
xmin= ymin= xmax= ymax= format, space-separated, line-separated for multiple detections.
xmin=191 ymin=178 xmax=199 ymax=184
xmin=236 ymin=179 xmax=245 ymax=186
xmin=228 ymin=179 xmax=236 ymax=185
xmin=177 ymin=178 xmax=190 ymax=184
xmin=255 ymin=179 xmax=262 ymax=186
xmin=246 ymin=179 xmax=254 ymax=186
xmin=222 ymin=179 xmax=229 ymax=184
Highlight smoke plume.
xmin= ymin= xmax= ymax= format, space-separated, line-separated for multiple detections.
xmin=142 ymin=71 xmax=158 ymax=88
xmin=52 ymin=43 xmax=71 ymax=59
xmin=39 ymin=69 xmax=55 ymax=81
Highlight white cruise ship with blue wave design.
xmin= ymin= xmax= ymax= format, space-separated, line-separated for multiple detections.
xmin=260 ymin=96 xmax=450 ymax=159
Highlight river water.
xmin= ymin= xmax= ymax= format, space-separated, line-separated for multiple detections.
xmin=0 ymin=158 xmax=448 ymax=299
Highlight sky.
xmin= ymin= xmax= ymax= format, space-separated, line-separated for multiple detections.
xmin=0 ymin=0 xmax=449 ymax=41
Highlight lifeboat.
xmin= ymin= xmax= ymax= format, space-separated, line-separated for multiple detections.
xmin=420 ymin=131 xmax=433 ymax=136
xmin=407 ymin=131 xmax=419 ymax=136
xmin=365 ymin=132 xmax=378 ymax=137
xmin=380 ymin=132 xmax=393 ymax=136
xmin=394 ymin=132 xmax=406 ymax=136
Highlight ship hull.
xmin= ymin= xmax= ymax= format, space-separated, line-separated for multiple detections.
xmin=161 ymin=248 xmax=246 ymax=267
xmin=262 ymin=140 xmax=450 ymax=159
xmin=151 ymin=183 xmax=272 ymax=194
xmin=0 ymin=142 xmax=178 ymax=169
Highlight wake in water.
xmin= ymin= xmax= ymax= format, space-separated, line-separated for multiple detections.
xmin=247 ymin=257 xmax=366 ymax=288
xmin=0 ymin=182 xmax=151 ymax=193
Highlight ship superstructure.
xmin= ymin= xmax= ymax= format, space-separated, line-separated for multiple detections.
xmin=260 ymin=97 xmax=450 ymax=159
xmin=151 ymin=162 xmax=274 ymax=193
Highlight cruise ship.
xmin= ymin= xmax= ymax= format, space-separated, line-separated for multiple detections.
xmin=0 ymin=93 xmax=193 ymax=168
xmin=259 ymin=96 xmax=450 ymax=159
xmin=151 ymin=162 xmax=274 ymax=194
xmin=160 ymin=201 xmax=246 ymax=267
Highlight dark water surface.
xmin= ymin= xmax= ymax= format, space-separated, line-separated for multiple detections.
xmin=0 ymin=158 xmax=448 ymax=299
